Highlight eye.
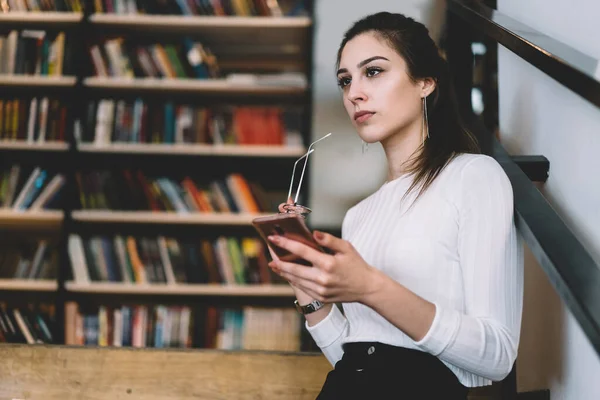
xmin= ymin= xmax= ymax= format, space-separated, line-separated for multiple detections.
xmin=337 ymin=76 xmax=351 ymax=88
xmin=366 ymin=66 xmax=382 ymax=77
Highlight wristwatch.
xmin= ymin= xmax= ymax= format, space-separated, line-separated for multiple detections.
xmin=294 ymin=299 xmax=324 ymax=315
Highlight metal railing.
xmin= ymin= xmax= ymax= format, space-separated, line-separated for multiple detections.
xmin=446 ymin=0 xmax=600 ymax=358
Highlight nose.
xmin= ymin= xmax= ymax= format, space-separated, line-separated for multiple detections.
xmin=347 ymin=79 xmax=367 ymax=104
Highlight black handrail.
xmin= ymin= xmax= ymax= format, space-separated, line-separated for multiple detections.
xmin=447 ymin=0 xmax=600 ymax=358
xmin=473 ymin=118 xmax=600 ymax=356
xmin=448 ymin=0 xmax=600 ymax=111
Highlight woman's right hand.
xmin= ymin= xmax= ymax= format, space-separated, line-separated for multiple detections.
xmin=266 ymin=245 xmax=314 ymax=303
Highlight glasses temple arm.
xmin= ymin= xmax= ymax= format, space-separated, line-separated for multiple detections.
xmin=293 ymin=132 xmax=332 ymax=204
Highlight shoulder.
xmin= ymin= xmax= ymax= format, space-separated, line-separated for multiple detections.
xmin=444 ymin=153 xmax=513 ymax=211
xmin=444 ymin=153 xmax=511 ymax=191
xmin=446 ymin=152 xmax=503 ymax=174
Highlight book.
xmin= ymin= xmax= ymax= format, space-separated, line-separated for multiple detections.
xmin=74 ymin=170 xmax=278 ymax=214
xmin=63 ymin=301 xmax=302 ymax=351
xmin=0 ymin=96 xmax=68 ymax=142
xmin=90 ymin=0 xmax=306 ymax=16
xmin=0 ymin=30 xmax=71 ymax=76
xmin=0 ymin=238 xmax=58 ymax=280
xmin=0 ymin=304 xmax=55 ymax=344
xmin=80 ymin=99 xmax=300 ymax=146
xmin=68 ymin=233 xmax=284 ymax=285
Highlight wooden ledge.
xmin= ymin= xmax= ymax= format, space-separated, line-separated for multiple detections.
xmin=0 ymin=344 xmax=330 ymax=400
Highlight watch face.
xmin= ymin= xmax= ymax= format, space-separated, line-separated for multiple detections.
xmin=295 ymin=300 xmax=324 ymax=314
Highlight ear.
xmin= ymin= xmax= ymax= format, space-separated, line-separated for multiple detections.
xmin=420 ymin=77 xmax=437 ymax=98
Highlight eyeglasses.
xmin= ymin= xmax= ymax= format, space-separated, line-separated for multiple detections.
xmin=283 ymin=133 xmax=332 ymax=215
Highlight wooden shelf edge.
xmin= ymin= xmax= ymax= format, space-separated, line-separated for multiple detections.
xmin=89 ymin=14 xmax=312 ymax=28
xmin=0 ymin=12 xmax=83 ymax=23
xmin=65 ymin=282 xmax=294 ymax=296
xmin=82 ymin=77 xmax=306 ymax=93
xmin=0 ymin=141 xmax=69 ymax=151
xmin=0 ymin=210 xmax=64 ymax=222
xmin=71 ymin=211 xmax=272 ymax=225
xmin=0 ymin=75 xmax=77 ymax=87
xmin=76 ymin=143 xmax=306 ymax=157
xmin=0 ymin=279 xmax=58 ymax=292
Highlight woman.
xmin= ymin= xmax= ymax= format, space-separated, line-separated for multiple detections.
xmin=267 ymin=11 xmax=523 ymax=399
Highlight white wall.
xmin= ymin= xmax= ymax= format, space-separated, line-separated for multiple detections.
xmin=497 ymin=0 xmax=600 ymax=398
xmin=308 ymin=0 xmax=446 ymax=229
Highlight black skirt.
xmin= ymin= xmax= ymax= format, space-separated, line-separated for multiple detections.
xmin=316 ymin=342 xmax=469 ymax=400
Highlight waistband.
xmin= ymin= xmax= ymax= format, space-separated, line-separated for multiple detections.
xmin=340 ymin=341 xmax=461 ymax=383
xmin=343 ymin=341 xmax=433 ymax=360
xmin=334 ymin=342 xmax=468 ymax=399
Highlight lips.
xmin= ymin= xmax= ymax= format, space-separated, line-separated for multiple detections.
xmin=354 ymin=110 xmax=375 ymax=123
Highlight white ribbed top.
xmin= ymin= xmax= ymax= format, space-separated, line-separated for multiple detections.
xmin=307 ymin=153 xmax=524 ymax=388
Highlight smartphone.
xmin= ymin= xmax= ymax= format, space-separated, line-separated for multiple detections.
xmin=252 ymin=213 xmax=323 ymax=266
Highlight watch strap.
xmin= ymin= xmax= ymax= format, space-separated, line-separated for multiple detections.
xmin=294 ymin=299 xmax=324 ymax=315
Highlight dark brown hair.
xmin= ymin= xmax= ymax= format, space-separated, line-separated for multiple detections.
xmin=337 ymin=12 xmax=480 ymax=201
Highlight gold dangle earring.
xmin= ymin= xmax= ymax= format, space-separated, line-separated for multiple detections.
xmin=422 ymin=96 xmax=430 ymax=147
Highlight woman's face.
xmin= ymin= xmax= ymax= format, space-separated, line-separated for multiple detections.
xmin=337 ymin=32 xmax=425 ymax=144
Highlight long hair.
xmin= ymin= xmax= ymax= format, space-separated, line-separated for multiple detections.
xmin=337 ymin=12 xmax=480 ymax=202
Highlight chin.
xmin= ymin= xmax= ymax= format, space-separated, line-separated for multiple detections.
xmin=355 ymin=125 xmax=388 ymax=144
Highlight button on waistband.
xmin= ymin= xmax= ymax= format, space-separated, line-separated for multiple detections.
xmin=367 ymin=345 xmax=375 ymax=355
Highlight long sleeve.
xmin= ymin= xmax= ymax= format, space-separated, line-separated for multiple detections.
xmin=305 ymin=304 xmax=349 ymax=366
xmin=414 ymin=156 xmax=524 ymax=383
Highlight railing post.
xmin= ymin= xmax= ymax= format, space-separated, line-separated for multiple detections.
xmin=441 ymin=0 xmax=498 ymax=155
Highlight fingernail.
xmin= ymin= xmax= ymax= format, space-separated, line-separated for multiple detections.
xmin=268 ymin=235 xmax=279 ymax=243
xmin=314 ymin=231 xmax=324 ymax=240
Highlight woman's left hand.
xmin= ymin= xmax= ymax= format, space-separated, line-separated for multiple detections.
xmin=267 ymin=230 xmax=381 ymax=304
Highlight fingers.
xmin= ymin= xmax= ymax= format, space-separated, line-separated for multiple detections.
xmin=278 ymin=196 xmax=294 ymax=213
xmin=268 ymin=235 xmax=325 ymax=266
xmin=266 ymin=245 xmax=280 ymax=262
xmin=278 ymin=272 xmax=324 ymax=301
xmin=270 ymin=259 xmax=320 ymax=282
xmin=269 ymin=259 xmax=329 ymax=301
xmin=313 ymin=230 xmax=351 ymax=253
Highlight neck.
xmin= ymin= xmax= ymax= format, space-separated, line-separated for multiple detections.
xmin=381 ymin=117 xmax=423 ymax=182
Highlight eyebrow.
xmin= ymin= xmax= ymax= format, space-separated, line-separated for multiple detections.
xmin=336 ymin=56 xmax=390 ymax=75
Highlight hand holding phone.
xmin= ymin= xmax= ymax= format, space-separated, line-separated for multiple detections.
xmin=252 ymin=213 xmax=323 ymax=266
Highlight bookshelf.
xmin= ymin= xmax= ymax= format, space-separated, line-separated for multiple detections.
xmin=77 ymin=142 xmax=307 ymax=157
xmin=0 ymin=210 xmax=64 ymax=230
xmin=89 ymin=14 xmax=311 ymax=40
xmin=71 ymin=210 xmax=273 ymax=225
xmin=0 ymin=141 xmax=69 ymax=151
xmin=0 ymin=1 xmax=317 ymax=352
xmin=0 ymin=279 xmax=58 ymax=292
xmin=0 ymin=75 xmax=77 ymax=87
xmin=0 ymin=11 xmax=83 ymax=27
xmin=82 ymin=77 xmax=306 ymax=96
xmin=66 ymin=282 xmax=294 ymax=296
